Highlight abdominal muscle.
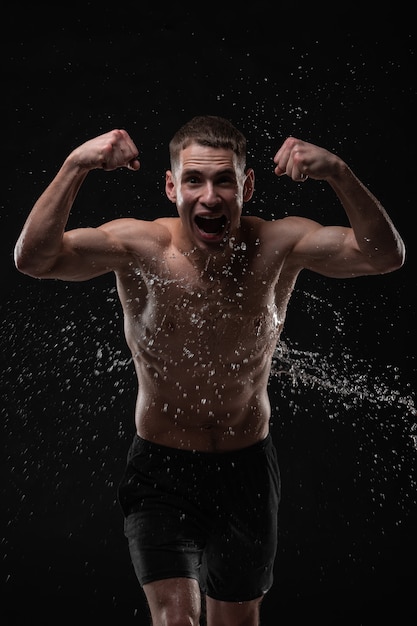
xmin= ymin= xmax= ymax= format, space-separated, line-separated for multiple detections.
xmin=128 ymin=309 xmax=279 ymax=452
xmin=133 ymin=360 xmax=273 ymax=452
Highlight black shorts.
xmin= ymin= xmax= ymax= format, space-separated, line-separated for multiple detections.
xmin=118 ymin=433 xmax=280 ymax=602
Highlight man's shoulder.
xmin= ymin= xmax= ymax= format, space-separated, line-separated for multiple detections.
xmin=99 ymin=217 xmax=175 ymax=256
xmin=242 ymin=214 xmax=316 ymax=231
xmin=241 ymin=214 xmax=319 ymax=254
xmin=241 ymin=214 xmax=286 ymax=233
xmin=102 ymin=216 xmax=176 ymax=235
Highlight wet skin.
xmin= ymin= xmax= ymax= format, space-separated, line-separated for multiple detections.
xmin=117 ymin=144 xmax=294 ymax=451
xmin=14 ymin=135 xmax=405 ymax=453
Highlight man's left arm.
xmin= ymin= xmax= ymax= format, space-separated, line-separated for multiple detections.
xmin=326 ymin=163 xmax=405 ymax=273
xmin=273 ymin=137 xmax=405 ymax=275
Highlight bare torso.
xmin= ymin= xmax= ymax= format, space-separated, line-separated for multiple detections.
xmin=115 ymin=216 xmax=297 ymax=451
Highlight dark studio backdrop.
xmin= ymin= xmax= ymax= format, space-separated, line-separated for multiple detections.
xmin=1 ymin=5 xmax=416 ymax=625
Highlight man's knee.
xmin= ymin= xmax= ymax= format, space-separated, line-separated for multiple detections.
xmin=143 ymin=577 xmax=201 ymax=626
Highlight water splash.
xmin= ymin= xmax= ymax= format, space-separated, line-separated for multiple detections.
xmin=271 ymin=338 xmax=417 ymax=450
xmin=2 ymin=279 xmax=415 ymax=527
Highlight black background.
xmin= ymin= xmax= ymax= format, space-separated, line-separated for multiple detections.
xmin=1 ymin=4 xmax=416 ymax=625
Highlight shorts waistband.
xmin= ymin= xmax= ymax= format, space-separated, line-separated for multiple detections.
xmin=132 ymin=433 xmax=272 ymax=461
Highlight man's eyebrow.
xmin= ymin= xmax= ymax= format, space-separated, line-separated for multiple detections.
xmin=181 ymin=168 xmax=202 ymax=177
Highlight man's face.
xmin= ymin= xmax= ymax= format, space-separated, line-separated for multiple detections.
xmin=165 ymin=143 xmax=253 ymax=251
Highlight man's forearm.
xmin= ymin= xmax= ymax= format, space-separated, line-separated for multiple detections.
xmin=329 ymin=165 xmax=405 ymax=271
xmin=14 ymin=161 xmax=88 ymax=275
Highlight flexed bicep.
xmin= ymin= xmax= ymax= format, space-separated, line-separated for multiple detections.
xmin=293 ymin=224 xmax=383 ymax=278
xmin=27 ymin=220 xmax=134 ymax=281
xmin=45 ymin=227 xmax=121 ymax=280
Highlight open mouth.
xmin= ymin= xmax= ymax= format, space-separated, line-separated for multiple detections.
xmin=194 ymin=214 xmax=228 ymax=238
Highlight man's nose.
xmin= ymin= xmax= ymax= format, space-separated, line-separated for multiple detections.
xmin=201 ymin=183 xmax=221 ymax=207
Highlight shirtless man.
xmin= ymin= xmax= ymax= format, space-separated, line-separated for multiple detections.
xmin=14 ymin=116 xmax=405 ymax=625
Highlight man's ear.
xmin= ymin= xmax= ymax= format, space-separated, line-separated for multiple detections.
xmin=165 ymin=170 xmax=176 ymax=202
xmin=243 ymin=168 xmax=255 ymax=201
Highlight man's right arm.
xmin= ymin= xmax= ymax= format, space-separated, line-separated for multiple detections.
xmin=14 ymin=129 xmax=140 ymax=280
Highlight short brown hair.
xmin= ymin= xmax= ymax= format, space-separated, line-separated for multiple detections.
xmin=169 ymin=115 xmax=247 ymax=172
